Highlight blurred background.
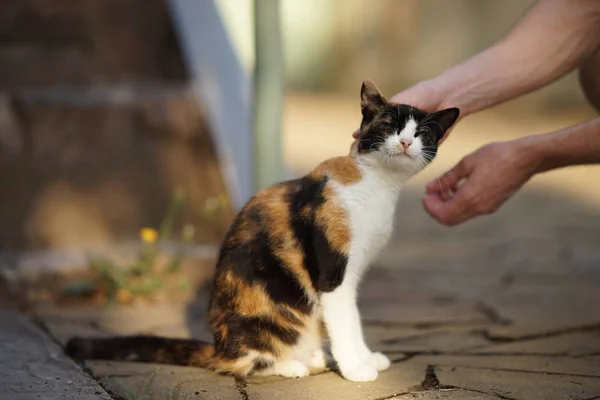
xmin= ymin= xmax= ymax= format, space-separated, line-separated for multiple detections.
xmin=0 ymin=0 xmax=598 ymax=302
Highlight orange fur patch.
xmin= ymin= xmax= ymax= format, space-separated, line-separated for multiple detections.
xmin=311 ymin=156 xmax=361 ymax=186
xmin=315 ymin=186 xmax=351 ymax=254
xmin=250 ymin=184 xmax=318 ymax=299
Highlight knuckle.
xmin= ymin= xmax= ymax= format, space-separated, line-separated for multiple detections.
xmin=474 ymin=202 xmax=488 ymax=214
xmin=438 ymin=215 xmax=453 ymax=226
xmin=456 ymin=158 xmax=469 ymax=169
xmin=463 ymin=193 xmax=479 ymax=208
xmin=475 ymin=201 xmax=496 ymax=215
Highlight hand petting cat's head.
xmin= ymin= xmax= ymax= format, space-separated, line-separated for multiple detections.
xmin=353 ymin=79 xmax=459 ymax=175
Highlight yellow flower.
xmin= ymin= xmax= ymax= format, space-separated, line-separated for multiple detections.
xmin=140 ymin=227 xmax=158 ymax=244
xmin=116 ymin=289 xmax=132 ymax=304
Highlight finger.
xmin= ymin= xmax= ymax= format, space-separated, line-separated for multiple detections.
xmin=425 ymin=180 xmax=456 ymax=201
xmin=389 ymin=89 xmax=436 ymax=112
xmin=425 ymin=160 xmax=471 ymax=194
xmin=422 ymin=191 xmax=475 ymax=226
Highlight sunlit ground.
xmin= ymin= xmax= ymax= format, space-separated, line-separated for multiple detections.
xmin=283 ymin=93 xmax=600 ymax=211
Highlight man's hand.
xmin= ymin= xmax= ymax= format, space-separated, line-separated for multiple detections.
xmin=422 ymin=140 xmax=539 ymax=226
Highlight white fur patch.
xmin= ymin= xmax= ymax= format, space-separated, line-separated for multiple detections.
xmin=383 ymin=117 xmax=426 ymax=166
xmin=332 ymin=163 xmax=403 ymax=286
xmin=320 ymin=162 xmax=407 ymax=381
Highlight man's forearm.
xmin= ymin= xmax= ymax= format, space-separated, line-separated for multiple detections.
xmin=435 ymin=0 xmax=600 ymax=116
xmin=522 ymin=117 xmax=600 ymax=174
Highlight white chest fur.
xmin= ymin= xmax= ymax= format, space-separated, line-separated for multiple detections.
xmin=329 ymin=164 xmax=404 ymax=284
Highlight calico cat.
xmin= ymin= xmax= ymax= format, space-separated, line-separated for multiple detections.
xmin=66 ymin=79 xmax=459 ymax=382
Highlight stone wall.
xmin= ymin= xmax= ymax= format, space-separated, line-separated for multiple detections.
xmin=0 ymin=0 xmax=186 ymax=88
xmin=0 ymin=0 xmax=232 ymax=252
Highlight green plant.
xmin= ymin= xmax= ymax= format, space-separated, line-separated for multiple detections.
xmin=62 ymin=190 xmax=194 ymax=305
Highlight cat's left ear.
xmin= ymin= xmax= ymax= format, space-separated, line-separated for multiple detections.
xmin=360 ymin=79 xmax=387 ymax=128
xmin=428 ymin=107 xmax=460 ymax=141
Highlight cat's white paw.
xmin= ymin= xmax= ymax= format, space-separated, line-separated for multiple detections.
xmin=365 ymin=352 xmax=390 ymax=371
xmin=308 ymin=349 xmax=327 ymax=369
xmin=341 ymin=364 xmax=378 ymax=382
xmin=275 ymin=360 xmax=310 ymax=378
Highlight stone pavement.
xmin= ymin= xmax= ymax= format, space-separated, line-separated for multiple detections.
xmin=0 ymin=309 xmax=112 ymax=400
xmin=23 ymin=187 xmax=600 ymax=399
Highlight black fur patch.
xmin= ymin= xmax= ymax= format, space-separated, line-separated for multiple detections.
xmin=313 ymin=224 xmax=348 ymax=292
xmin=287 ymin=176 xmax=348 ymax=293
xmin=223 ymin=203 xmax=312 ymax=314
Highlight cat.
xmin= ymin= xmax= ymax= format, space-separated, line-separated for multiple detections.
xmin=66 ymin=79 xmax=459 ymax=382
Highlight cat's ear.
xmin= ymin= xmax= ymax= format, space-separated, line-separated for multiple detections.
xmin=428 ymin=107 xmax=460 ymax=141
xmin=360 ymin=79 xmax=387 ymax=127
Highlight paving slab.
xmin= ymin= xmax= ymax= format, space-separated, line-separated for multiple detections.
xmin=243 ymin=360 xmax=426 ymax=400
xmin=83 ymin=359 xmax=429 ymax=400
xmin=434 ymin=364 xmax=600 ymax=400
xmin=87 ymin=361 xmax=239 ymax=400
xmin=391 ymin=389 xmax=505 ymax=399
xmin=358 ymin=269 xmax=493 ymax=327
xmin=464 ymin=331 xmax=600 ymax=357
xmin=0 ymin=309 xmax=112 ymax=400
xmin=481 ymin=282 xmax=600 ymax=339
xmin=365 ymin=326 xmax=490 ymax=354
xmin=417 ymin=354 xmax=600 ymax=378
xmin=406 ymin=354 xmax=600 ymax=400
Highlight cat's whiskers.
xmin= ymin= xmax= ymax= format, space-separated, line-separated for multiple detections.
xmin=385 ymin=151 xmax=393 ymax=170
xmin=447 ymin=169 xmax=461 ymax=187
xmin=415 ymin=153 xmax=446 ymax=194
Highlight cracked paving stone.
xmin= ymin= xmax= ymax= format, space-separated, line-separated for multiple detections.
xmin=414 ymin=355 xmax=600 ymax=400
xmin=416 ymin=355 xmax=600 ymax=378
xmin=465 ymin=331 xmax=600 ymax=357
xmin=0 ymin=309 xmax=112 ymax=400
xmin=434 ymin=365 xmax=600 ymax=400
xmin=359 ymin=298 xmax=490 ymax=327
xmin=242 ymin=360 xmax=426 ymax=400
xmin=86 ymin=361 xmax=240 ymax=400
xmin=390 ymin=389 xmax=507 ymax=399
xmin=365 ymin=326 xmax=491 ymax=355
xmin=476 ymin=277 xmax=600 ymax=339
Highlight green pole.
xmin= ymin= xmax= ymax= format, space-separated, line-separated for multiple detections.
xmin=253 ymin=0 xmax=284 ymax=192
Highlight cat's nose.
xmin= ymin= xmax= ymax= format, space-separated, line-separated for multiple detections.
xmin=400 ymin=138 xmax=412 ymax=150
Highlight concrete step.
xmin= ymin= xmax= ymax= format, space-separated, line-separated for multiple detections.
xmin=0 ymin=308 xmax=113 ymax=400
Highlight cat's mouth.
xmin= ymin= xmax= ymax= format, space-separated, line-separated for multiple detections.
xmin=391 ymin=151 xmax=412 ymax=159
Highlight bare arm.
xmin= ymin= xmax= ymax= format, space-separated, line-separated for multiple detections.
xmin=392 ymin=0 xmax=600 ymax=116
xmin=527 ymin=117 xmax=600 ymax=173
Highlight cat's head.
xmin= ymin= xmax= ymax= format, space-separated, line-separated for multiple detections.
xmin=353 ymin=79 xmax=459 ymax=176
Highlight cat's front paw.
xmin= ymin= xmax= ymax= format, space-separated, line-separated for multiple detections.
xmin=365 ymin=352 xmax=390 ymax=371
xmin=275 ymin=360 xmax=310 ymax=378
xmin=308 ymin=349 xmax=328 ymax=369
xmin=341 ymin=364 xmax=378 ymax=382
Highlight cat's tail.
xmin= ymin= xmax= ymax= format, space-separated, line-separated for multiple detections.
xmin=65 ymin=335 xmax=216 ymax=369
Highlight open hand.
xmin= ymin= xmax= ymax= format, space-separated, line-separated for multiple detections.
xmin=422 ymin=140 xmax=540 ymax=226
